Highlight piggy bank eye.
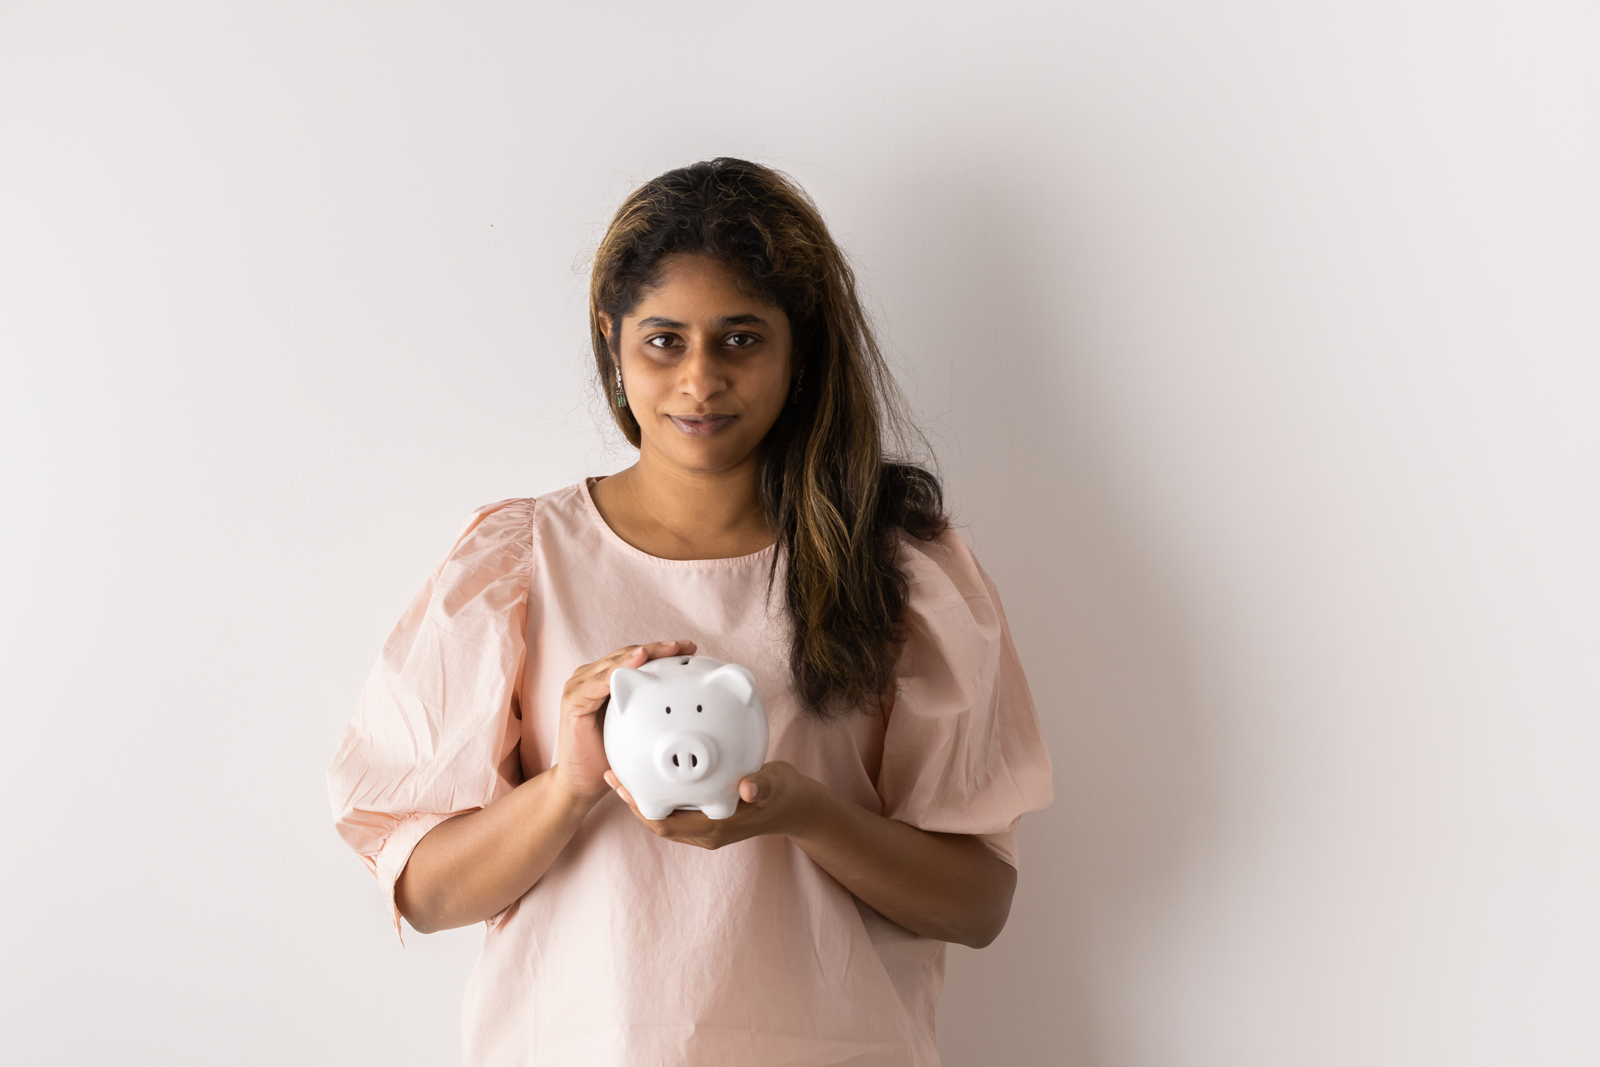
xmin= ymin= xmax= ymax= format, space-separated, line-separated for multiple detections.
xmin=665 ymin=706 xmax=671 ymax=714
xmin=696 ymin=705 xmax=702 ymax=712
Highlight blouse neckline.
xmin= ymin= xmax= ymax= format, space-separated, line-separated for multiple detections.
xmin=580 ymin=476 xmax=779 ymax=569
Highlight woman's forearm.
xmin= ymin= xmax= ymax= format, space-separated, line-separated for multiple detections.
xmin=786 ymin=781 xmax=1017 ymax=948
xmin=394 ymin=770 xmax=600 ymax=934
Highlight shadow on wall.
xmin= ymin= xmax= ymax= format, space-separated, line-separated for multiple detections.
xmin=861 ymin=162 xmax=1221 ymax=1066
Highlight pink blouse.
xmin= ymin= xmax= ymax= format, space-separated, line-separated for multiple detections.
xmin=328 ymin=480 xmax=1052 ymax=1066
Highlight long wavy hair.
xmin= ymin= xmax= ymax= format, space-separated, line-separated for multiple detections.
xmin=589 ymin=158 xmax=947 ymax=718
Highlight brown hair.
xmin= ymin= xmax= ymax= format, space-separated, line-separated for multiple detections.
xmin=590 ymin=158 xmax=946 ymax=718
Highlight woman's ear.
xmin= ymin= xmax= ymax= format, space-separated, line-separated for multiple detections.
xmin=597 ymin=312 xmax=614 ymax=351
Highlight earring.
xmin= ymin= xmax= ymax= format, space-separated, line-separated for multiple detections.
xmin=615 ymin=368 xmax=628 ymax=408
xmin=790 ymin=365 xmax=805 ymax=405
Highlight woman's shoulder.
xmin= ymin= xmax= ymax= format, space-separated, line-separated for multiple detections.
xmin=444 ymin=480 xmax=608 ymax=567
xmin=895 ymin=524 xmax=987 ymax=599
xmin=420 ymin=497 xmax=541 ymax=606
xmin=448 ymin=495 xmax=537 ymax=552
xmin=450 ymin=480 xmax=591 ymax=543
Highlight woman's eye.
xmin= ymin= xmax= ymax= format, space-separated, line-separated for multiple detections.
xmin=726 ymin=333 xmax=759 ymax=348
xmin=645 ymin=335 xmax=677 ymax=349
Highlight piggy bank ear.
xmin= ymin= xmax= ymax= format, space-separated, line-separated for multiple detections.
xmin=704 ymin=663 xmax=757 ymax=705
xmin=608 ymin=667 xmax=647 ymax=713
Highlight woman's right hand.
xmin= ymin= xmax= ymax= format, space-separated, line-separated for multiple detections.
xmin=553 ymin=639 xmax=698 ymax=802
xmin=399 ymin=637 xmax=700 ymax=933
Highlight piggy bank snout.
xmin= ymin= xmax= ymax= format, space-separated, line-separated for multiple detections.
xmin=654 ymin=732 xmax=719 ymax=783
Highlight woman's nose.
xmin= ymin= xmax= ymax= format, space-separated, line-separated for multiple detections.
xmin=678 ymin=340 xmax=729 ymax=402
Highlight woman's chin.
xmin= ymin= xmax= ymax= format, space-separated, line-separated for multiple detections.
xmin=646 ymin=438 xmax=760 ymax=476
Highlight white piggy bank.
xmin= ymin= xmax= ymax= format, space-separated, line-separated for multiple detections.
xmin=604 ymin=655 xmax=769 ymax=820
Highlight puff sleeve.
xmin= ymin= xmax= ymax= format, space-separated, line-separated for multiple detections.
xmin=877 ymin=529 xmax=1053 ymax=867
xmin=327 ymin=498 xmax=535 ymax=937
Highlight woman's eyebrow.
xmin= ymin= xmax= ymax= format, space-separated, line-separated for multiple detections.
xmin=634 ymin=314 xmax=771 ymax=329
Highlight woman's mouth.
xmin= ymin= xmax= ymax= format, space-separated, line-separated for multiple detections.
xmin=668 ymin=414 xmax=736 ymax=438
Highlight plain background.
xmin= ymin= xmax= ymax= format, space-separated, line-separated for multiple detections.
xmin=2 ymin=2 xmax=1597 ymax=1064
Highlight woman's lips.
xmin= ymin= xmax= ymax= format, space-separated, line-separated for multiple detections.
xmin=668 ymin=414 xmax=736 ymax=438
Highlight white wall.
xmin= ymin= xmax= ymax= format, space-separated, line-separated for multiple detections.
xmin=3 ymin=2 xmax=1596 ymax=1064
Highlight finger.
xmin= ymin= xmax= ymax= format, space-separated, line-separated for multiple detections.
xmin=568 ymin=678 xmax=620 ymax=715
xmin=569 ymin=640 xmax=698 ymax=718
xmin=576 ymin=647 xmax=651 ymax=699
xmin=598 ymin=645 xmax=649 ymax=675
xmin=639 ymin=639 xmax=698 ymax=661
xmin=596 ymin=642 xmax=669 ymax=678
xmin=653 ymin=810 xmax=717 ymax=844
xmin=739 ymin=768 xmax=773 ymax=804
xmin=607 ymin=777 xmax=654 ymax=824
xmin=663 ymin=810 xmax=711 ymax=830
xmin=593 ymin=641 xmax=698 ymax=679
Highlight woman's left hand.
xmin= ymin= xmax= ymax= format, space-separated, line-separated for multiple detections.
xmin=604 ymin=761 xmax=818 ymax=850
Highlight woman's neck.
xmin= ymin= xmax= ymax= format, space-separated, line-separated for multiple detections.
xmin=591 ymin=449 xmax=775 ymax=561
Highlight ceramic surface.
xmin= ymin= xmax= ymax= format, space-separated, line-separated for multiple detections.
xmin=604 ymin=655 xmax=770 ymax=820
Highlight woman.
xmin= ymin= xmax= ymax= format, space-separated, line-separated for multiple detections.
xmin=328 ymin=158 xmax=1052 ymax=1066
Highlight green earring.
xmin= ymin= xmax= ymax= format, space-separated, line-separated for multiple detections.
xmin=615 ymin=369 xmax=627 ymax=408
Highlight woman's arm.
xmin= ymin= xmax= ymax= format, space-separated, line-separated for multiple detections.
xmin=395 ymin=639 xmax=696 ymax=934
xmin=394 ymin=769 xmax=599 ymax=934
xmin=605 ymin=761 xmax=1018 ymax=948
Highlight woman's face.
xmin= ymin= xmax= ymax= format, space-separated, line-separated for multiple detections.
xmin=605 ymin=254 xmax=795 ymax=477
